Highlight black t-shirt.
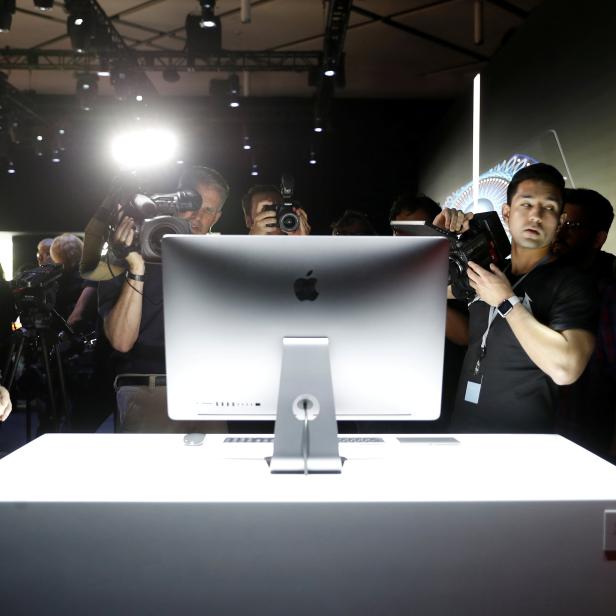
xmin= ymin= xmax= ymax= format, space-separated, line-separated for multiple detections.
xmin=98 ymin=264 xmax=165 ymax=374
xmin=450 ymin=260 xmax=598 ymax=433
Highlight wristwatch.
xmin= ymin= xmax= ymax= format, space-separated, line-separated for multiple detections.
xmin=497 ymin=295 xmax=520 ymax=318
xmin=126 ymin=270 xmax=146 ymax=282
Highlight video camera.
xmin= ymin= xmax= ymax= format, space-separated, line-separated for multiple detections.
xmin=264 ymin=175 xmax=301 ymax=233
xmin=115 ymin=189 xmax=202 ymax=261
xmin=391 ymin=211 xmax=511 ymax=301
xmin=11 ymin=263 xmax=63 ymax=330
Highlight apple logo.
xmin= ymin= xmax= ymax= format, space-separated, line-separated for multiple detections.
xmin=294 ymin=270 xmax=319 ymax=301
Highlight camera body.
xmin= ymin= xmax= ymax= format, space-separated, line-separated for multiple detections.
xmin=391 ymin=211 xmax=511 ymax=301
xmin=437 ymin=212 xmax=511 ymax=301
xmin=271 ymin=175 xmax=300 ymax=233
xmin=11 ymin=264 xmax=63 ymax=330
xmin=116 ymin=190 xmax=202 ymax=261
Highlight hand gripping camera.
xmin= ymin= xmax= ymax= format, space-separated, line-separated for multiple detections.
xmin=116 ymin=189 xmax=202 ymax=261
xmin=392 ymin=211 xmax=511 ymax=301
xmin=264 ymin=175 xmax=301 ymax=233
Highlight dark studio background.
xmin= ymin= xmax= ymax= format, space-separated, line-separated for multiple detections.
xmin=1 ymin=96 xmax=451 ymax=272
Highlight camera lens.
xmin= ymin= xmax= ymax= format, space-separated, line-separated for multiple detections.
xmin=280 ymin=212 xmax=300 ymax=233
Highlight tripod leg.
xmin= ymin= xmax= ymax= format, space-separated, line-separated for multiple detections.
xmin=39 ymin=336 xmax=59 ymax=432
xmin=53 ymin=342 xmax=71 ymax=430
xmin=3 ymin=335 xmax=26 ymax=390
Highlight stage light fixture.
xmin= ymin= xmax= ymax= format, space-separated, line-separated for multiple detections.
xmin=243 ymin=135 xmax=251 ymax=151
xmin=51 ymin=149 xmax=61 ymax=163
xmin=34 ymin=0 xmax=54 ymax=11
xmin=0 ymin=0 xmax=16 ymax=32
xmin=199 ymin=1 xmax=218 ymax=28
xmin=7 ymin=160 xmax=15 ymax=174
xmin=250 ymin=162 xmax=259 ymax=177
xmin=162 ymin=68 xmax=180 ymax=83
xmin=186 ymin=1 xmax=221 ymax=55
xmin=67 ymin=11 xmax=94 ymax=53
xmin=228 ymin=74 xmax=240 ymax=108
xmin=136 ymin=95 xmax=143 ymax=102
xmin=110 ymin=127 xmax=178 ymax=170
xmin=309 ymin=149 xmax=317 ymax=165
xmin=76 ymin=73 xmax=98 ymax=111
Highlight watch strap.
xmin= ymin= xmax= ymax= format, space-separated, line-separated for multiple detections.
xmin=125 ymin=270 xmax=145 ymax=283
xmin=497 ymin=294 xmax=520 ymax=317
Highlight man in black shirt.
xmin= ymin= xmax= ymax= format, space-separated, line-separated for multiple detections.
xmin=436 ymin=163 xmax=597 ymax=433
xmin=98 ymin=166 xmax=230 ymax=432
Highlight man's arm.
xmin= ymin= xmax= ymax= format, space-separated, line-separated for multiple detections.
xmin=467 ymin=260 xmax=595 ymax=385
xmin=446 ymin=304 xmax=469 ymax=346
xmin=103 ymin=216 xmax=146 ymax=353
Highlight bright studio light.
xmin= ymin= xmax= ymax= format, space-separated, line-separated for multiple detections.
xmin=110 ymin=128 xmax=178 ymax=170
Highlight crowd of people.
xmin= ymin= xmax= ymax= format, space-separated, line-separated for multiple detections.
xmin=0 ymin=162 xmax=614 ymax=462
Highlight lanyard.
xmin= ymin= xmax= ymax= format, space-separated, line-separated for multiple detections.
xmin=473 ymin=256 xmax=551 ymax=376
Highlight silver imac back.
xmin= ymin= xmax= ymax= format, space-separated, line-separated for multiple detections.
xmin=162 ymin=235 xmax=449 ymax=422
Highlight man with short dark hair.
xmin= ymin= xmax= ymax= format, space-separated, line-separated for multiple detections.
xmin=552 ymin=188 xmax=615 ymax=282
xmin=437 ymin=163 xmax=598 ymax=433
xmin=552 ymin=188 xmax=616 ymax=459
xmin=331 ymin=210 xmax=377 ymax=236
xmin=241 ymin=184 xmax=311 ymax=235
xmin=98 ymin=165 xmax=230 ymax=433
xmin=390 ymin=193 xmax=441 ymax=225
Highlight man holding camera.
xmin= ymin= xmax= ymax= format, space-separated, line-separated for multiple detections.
xmin=98 ymin=166 xmax=229 ymax=433
xmin=437 ymin=163 xmax=597 ymax=433
xmin=242 ymin=184 xmax=311 ymax=236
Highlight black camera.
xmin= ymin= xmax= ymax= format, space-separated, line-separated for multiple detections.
xmin=264 ymin=175 xmax=300 ymax=233
xmin=11 ymin=264 xmax=63 ymax=330
xmin=116 ymin=190 xmax=202 ymax=261
xmin=391 ymin=211 xmax=511 ymax=301
xmin=446 ymin=212 xmax=511 ymax=300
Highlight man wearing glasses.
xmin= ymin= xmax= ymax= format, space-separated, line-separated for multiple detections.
xmin=552 ymin=188 xmax=616 ymax=461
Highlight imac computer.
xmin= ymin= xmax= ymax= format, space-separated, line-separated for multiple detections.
xmin=162 ymin=235 xmax=449 ymax=472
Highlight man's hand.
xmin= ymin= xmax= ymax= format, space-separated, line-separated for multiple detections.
xmin=467 ymin=261 xmax=514 ymax=307
xmin=112 ymin=213 xmax=145 ymax=273
xmin=249 ymin=200 xmax=281 ymax=235
xmin=0 ymin=386 xmax=12 ymax=422
xmin=432 ymin=208 xmax=474 ymax=233
xmin=286 ymin=207 xmax=311 ymax=236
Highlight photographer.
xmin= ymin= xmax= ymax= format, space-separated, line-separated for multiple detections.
xmin=242 ymin=184 xmax=311 ymax=236
xmin=98 ymin=166 xmax=229 ymax=433
xmin=437 ymin=163 xmax=597 ymax=433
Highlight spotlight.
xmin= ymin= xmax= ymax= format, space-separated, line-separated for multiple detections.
xmin=110 ymin=127 xmax=178 ymax=170
xmin=199 ymin=1 xmax=218 ymax=28
xmin=36 ymin=135 xmax=43 ymax=142
xmin=323 ymin=63 xmax=336 ymax=77
xmin=34 ymin=0 xmax=54 ymax=11
xmin=250 ymin=162 xmax=259 ymax=177
xmin=242 ymin=135 xmax=251 ymax=151
xmin=7 ymin=160 xmax=15 ymax=174
xmin=162 ymin=68 xmax=180 ymax=83
xmin=76 ymin=74 xmax=98 ymax=111
xmin=0 ymin=0 xmax=16 ymax=32
xmin=51 ymin=149 xmax=61 ymax=163
xmin=186 ymin=1 xmax=221 ymax=55
xmin=135 ymin=95 xmax=143 ymax=102
xmin=309 ymin=150 xmax=317 ymax=165
xmin=67 ymin=12 xmax=94 ymax=53
xmin=228 ymin=73 xmax=240 ymax=108
xmin=314 ymin=125 xmax=323 ymax=134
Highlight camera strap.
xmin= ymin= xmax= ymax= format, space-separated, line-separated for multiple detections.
xmin=465 ymin=255 xmax=551 ymax=405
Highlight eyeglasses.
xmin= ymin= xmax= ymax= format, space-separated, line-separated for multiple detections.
xmin=562 ymin=221 xmax=590 ymax=230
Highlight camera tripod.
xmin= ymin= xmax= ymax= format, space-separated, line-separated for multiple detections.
xmin=3 ymin=321 xmax=70 ymax=438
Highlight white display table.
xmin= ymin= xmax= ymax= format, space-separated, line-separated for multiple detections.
xmin=1 ymin=433 xmax=615 ymax=615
